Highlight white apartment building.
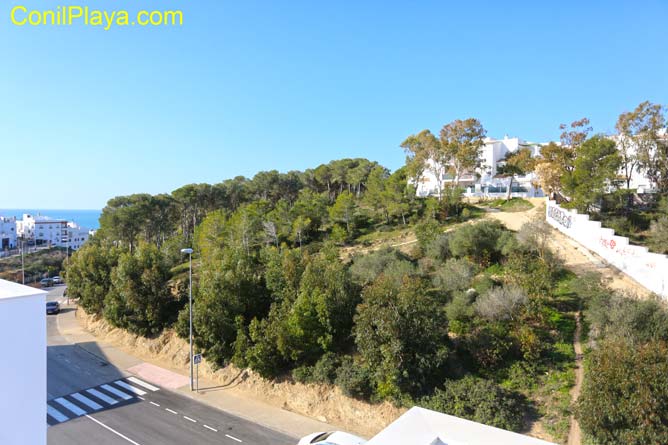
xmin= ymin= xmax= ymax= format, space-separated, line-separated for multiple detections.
xmin=0 ymin=216 xmax=18 ymax=250
xmin=413 ymin=135 xmax=545 ymax=199
xmin=16 ymin=214 xmax=90 ymax=250
xmin=66 ymin=222 xmax=90 ymax=250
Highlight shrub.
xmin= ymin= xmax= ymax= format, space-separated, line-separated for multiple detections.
xmin=475 ymin=284 xmax=528 ymax=321
xmin=464 ymin=323 xmax=513 ymax=369
xmin=585 ymin=292 xmax=668 ymax=344
xmin=349 ymin=248 xmax=415 ymax=287
xmin=577 ymin=340 xmax=668 ymax=445
xmin=415 ymin=219 xmax=441 ymax=252
xmin=310 ymin=352 xmax=341 ymax=384
xmin=425 ymin=234 xmax=451 ymax=263
xmin=335 ymin=356 xmax=373 ymax=400
xmin=647 ymin=216 xmax=668 ymax=254
xmin=432 ymin=258 xmax=476 ymax=294
xmin=449 ymin=220 xmax=508 ymax=265
xmin=421 ymin=376 xmax=526 ymax=432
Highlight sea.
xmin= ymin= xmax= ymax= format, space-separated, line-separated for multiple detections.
xmin=0 ymin=209 xmax=102 ymax=230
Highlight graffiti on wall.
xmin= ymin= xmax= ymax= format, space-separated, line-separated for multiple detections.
xmin=547 ymin=205 xmax=572 ymax=229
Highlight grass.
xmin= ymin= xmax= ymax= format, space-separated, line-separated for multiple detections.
xmin=485 ymin=198 xmax=535 ymax=213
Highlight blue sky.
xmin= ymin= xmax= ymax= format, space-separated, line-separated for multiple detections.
xmin=2 ymin=0 xmax=667 ymax=209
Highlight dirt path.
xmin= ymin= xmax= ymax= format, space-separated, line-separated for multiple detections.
xmin=567 ymin=312 xmax=584 ymax=445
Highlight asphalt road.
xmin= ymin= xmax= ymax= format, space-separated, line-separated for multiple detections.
xmin=46 ymin=287 xmax=297 ymax=445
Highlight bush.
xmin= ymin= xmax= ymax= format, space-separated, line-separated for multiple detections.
xmin=415 ymin=219 xmax=441 ymax=252
xmin=585 ymin=292 xmax=668 ymax=344
xmin=475 ymin=284 xmax=528 ymax=321
xmin=432 ymin=258 xmax=476 ymax=294
xmin=425 ymin=234 xmax=451 ymax=263
xmin=577 ymin=340 xmax=668 ymax=445
xmin=449 ymin=220 xmax=509 ymax=265
xmin=335 ymin=356 xmax=373 ymax=400
xmin=421 ymin=376 xmax=526 ymax=432
xmin=349 ymin=248 xmax=415 ymax=287
xmin=647 ymin=216 xmax=668 ymax=254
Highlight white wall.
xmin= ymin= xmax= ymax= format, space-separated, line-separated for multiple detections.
xmin=546 ymin=200 xmax=668 ymax=297
xmin=0 ymin=283 xmax=46 ymax=445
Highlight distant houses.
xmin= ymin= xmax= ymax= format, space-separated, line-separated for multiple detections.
xmin=413 ymin=135 xmax=546 ymax=199
xmin=0 ymin=213 xmax=92 ymax=253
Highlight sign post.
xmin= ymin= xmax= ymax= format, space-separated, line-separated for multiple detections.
xmin=193 ymin=353 xmax=202 ymax=392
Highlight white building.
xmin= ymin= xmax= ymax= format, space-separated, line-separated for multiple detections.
xmin=0 ymin=216 xmax=18 ymax=250
xmin=66 ymin=222 xmax=90 ymax=250
xmin=17 ymin=214 xmax=90 ymax=250
xmin=0 ymin=279 xmax=47 ymax=445
xmin=367 ymin=406 xmax=556 ymax=445
xmin=413 ymin=136 xmax=545 ymax=199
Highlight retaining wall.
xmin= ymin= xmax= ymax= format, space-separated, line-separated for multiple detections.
xmin=546 ymin=200 xmax=668 ymax=298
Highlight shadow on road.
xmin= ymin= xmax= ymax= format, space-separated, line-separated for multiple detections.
xmin=47 ymin=341 xmax=140 ymax=426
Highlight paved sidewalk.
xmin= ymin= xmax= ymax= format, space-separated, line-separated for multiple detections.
xmin=54 ymin=304 xmax=338 ymax=440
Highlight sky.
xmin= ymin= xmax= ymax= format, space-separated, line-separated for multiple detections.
xmin=1 ymin=0 xmax=667 ymax=209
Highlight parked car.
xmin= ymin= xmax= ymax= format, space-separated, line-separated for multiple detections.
xmin=298 ymin=432 xmax=366 ymax=445
xmin=52 ymin=276 xmax=62 ymax=284
xmin=46 ymin=301 xmax=60 ymax=315
xmin=40 ymin=278 xmax=54 ymax=287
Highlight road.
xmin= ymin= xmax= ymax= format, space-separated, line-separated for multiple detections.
xmin=45 ymin=286 xmax=296 ymax=445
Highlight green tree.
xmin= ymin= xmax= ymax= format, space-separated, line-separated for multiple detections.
xmin=65 ymin=239 xmax=120 ymax=314
xmin=284 ymin=249 xmax=359 ymax=363
xmin=328 ymin=190 xmax=357 ymax=234
xmin=354 ymin=275 xmax=450 ymax=397
xmin=439 ymin=118 xmax=487 ymax=188
xmin=103 ymin=243 xmax=175 ymax=336
xmin=496 ymin=147 xmax=536 ymax=201
xmin=616 ymin=101 xmax=668 ymax=193
xmin=562 ymin=135 xmax=622 ymax=212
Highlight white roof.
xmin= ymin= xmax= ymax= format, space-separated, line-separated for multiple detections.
xmin=366 ymin=407 xmax=556 ymax=445
xmin=0 ymin=279 xmax=47 ymax=301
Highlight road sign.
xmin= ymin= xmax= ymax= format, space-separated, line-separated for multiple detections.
xmin=193 ymin=353 xmax=202 ymax=365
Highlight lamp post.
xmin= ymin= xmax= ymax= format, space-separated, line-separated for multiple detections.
xmin=181 ymin=247 xmax=194 ymax=391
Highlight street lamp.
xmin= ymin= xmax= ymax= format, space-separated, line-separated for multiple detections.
xmin=181 ymin=247 xmax=194 ymax=391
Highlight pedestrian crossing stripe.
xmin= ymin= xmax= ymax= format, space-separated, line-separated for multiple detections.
xmin=47 ymin=377 xmax=160 ymax=426
xmin=114 ymin=380 xmax=147 ymax=396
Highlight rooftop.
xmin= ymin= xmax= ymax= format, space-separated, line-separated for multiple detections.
xmin=0 ymin=279 xmax=47 ymax=301
xmin=366 ymin=407 xmax=557 ymax=445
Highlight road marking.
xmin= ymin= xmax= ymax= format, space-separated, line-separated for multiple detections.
xmin=149 ymin=401 xmax=160 ymax=407
xmin=183 ymin=416 xmax=197 ymax=423
xmin=203 ymin=425 xmax=218 ymax=432
xmin=101 ymin=384 xmax=133 ymax=401
xmin=127 ymin=376 xmax=160 ymax=392
xmin=226 ymin=434 xmax=243 ymax=442
xmin=114 ymin=380 xmax=147 ymax=396
xmin=71 ymin=392 xmax=103 ymax=411
xmin=85 ymin=415 xmax=142 ymax=445
xmin=165 ymin=408 xmax=178 ymax=414
xmin=137 ymin=396 xmax=145 ymax=401
xmin=47 ymin=404 xmax=69 ymax=423
xmin=54 ymin=397 xmax=87 ymax=416
xmin=86 ymin=388 xmax=118 ymax=406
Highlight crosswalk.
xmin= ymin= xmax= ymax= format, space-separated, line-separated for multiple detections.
xmin=47 ymin=377 xmax=160 ymax=426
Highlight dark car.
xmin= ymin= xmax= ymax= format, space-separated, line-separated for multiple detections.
xmin=46 ymin=301 xmax=60 ymax=315
xmin=40 ymin=278 xmax=54 ymax=287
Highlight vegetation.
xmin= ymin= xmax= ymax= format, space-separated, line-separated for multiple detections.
xmin=65 ymin=105 xmax=668 ymax=441
xmin=0 ymin=248 xmax=67 ymax=284
xmin=576 ymin=276 xmax=668 ymax=444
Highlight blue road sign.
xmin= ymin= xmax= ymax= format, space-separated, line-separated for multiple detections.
xmin=193 ymin=353 xmax=202 ymax=365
